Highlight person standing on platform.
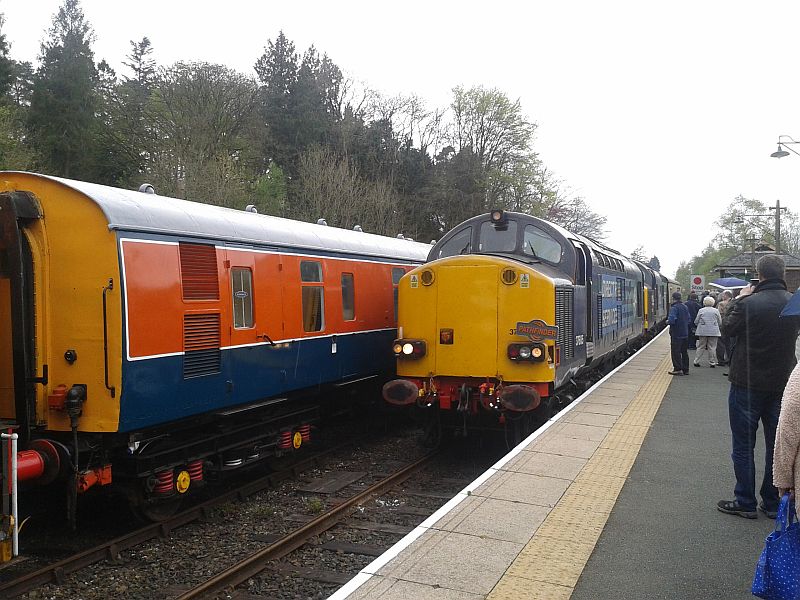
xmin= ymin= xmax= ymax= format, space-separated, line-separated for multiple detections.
xmin=717 ymin=255 xmax=798 ymax=519
xmin=774 ymin=362 xmax=800 ymax=503
xmin=667 ymin=291 xmax=690 ymax=376
xmin=685 ymin=292 xmax=701 ymax=350
xmin=716 ymin=290 xmax=733 ymax=366
xmin=693 ymin=296 xmax=721 ymax=367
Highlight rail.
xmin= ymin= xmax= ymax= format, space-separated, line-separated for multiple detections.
xmin=0 ymin=442 xmax=355 ymax=598
xmin=174 ymin=450 xmax=439 ymax=600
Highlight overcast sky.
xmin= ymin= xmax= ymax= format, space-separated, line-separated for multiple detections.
xmin=4 ymin=0 xmax=800 ymax=277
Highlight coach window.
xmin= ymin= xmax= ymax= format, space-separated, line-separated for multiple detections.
xmin=231 ymin=268 xmax=254 ymax=328
xmin=300 ymin=260 xmax=324 ymax=332
xmin=479 ymin=221 xmax=517 ymax=253
xmin=523 ymin=225 xmax=562 ymax=264
xmin=438 ymin=227 xmax=472 ymax=259
xmin=341 ymin=273 xmax=355 ymax=321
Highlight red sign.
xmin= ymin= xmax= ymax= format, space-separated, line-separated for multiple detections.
xmin=693 ymin=276 xmax=702 ymax=285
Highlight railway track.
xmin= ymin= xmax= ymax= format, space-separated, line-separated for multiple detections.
xmin=0 ymin=442 xmax=355 ymax=598
xmin=175 ymin=450 xmax=439 ymax=600
xmin=1 ymin=423 xmax=506 ymax=599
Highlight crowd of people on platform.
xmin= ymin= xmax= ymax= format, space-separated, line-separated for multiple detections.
xmin=667 ymin=255 xmax=800 ymax=522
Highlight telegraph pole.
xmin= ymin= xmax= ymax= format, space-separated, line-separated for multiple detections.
xmin=771 ymin=200 xmax=787 ymax=253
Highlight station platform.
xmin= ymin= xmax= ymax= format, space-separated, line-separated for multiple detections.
xmin=330 ymin=330 xmax=778 ymax=600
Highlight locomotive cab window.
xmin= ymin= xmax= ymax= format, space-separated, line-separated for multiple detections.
xmin=341 ymin=273 xmax=355 ymax=321
xmin=231 ymin=268 xmax=254 ymax=328
xmin=437 ymin=227 xmax=472 ymax=259
xmin=523 ymin=225 xmax=562 ymax=264
xmin=301 ymin=260 xmax=324 ymax=332
xmin=479 ymin=221 xmax=517 ymax=253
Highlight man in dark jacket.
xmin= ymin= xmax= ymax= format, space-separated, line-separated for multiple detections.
xmin=685 ymin=292 xmax=702 ymax=349
xmin=667 ymin=291 xmax=691 ymax=375
xmin=717 ymin=255 xmax=799 ymax=519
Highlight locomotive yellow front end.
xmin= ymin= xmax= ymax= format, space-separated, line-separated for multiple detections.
xmin=384 ymin=252 xmax=558 ymax=440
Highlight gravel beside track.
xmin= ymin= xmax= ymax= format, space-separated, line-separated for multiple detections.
xmin=11 ymin=420 xmax=506 ymax=600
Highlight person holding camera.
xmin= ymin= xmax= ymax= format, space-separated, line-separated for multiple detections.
xmin=717 ymin=255 xmax=799 ymax=519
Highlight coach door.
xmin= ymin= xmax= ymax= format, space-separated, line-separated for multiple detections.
xmin=0 ymin=192 xmax=40 ymax=439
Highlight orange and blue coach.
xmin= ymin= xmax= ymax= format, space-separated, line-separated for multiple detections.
xmin=0 ymin=172 xmax=428 ymax=525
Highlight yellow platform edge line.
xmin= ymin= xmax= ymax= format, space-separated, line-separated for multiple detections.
xmin=487 ymin=349 xmax=674 ymax=600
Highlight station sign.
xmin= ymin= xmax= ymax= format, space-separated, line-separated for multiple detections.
xmin=690 ymin=275 xmax=705 ymax=295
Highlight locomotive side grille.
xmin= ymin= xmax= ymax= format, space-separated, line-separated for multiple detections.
xmin=184 ymin=313 xmax=221 ymax=378
xmin=555 ymin=287 xmax=574 ymax=360
xmin=179 ymin=243 xmax=220 ymax=300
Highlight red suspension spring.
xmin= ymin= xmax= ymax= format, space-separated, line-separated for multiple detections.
xmin=153 ymin=470 xmax=174 ymax=494
xmin=278 ymin=430 xmax=292 ymax=449
xmin=299 ymin=424 xmax=311 ymax=442
xmin=187 ymin=460 xmax=204 ymax=481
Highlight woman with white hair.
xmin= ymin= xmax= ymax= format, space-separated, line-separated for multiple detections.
xmin=693 ymin=295 xmax=723 ymax=367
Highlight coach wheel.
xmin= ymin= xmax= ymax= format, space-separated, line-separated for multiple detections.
xmin=126 ymin=484 xmax=184 ymax=523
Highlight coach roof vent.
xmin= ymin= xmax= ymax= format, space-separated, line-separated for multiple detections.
xmin=138 ymin=183 xmax=156 ymax=194
xmin=244 ymin=205 xmax=258 ymax=213
xmin=353 ymin=225 xmax=363 ymax=232
xmin=317 ymin=218 xmax=328 ymax=226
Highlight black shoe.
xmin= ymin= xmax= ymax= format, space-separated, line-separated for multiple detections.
xmin=717 ymin=500 xmax=757 ymax=519
xmin=668 ymin=370 xmax=684 ymax=375
xmin=723 ymin=372 xmax=729 ymax=376
xmin=693 ymin=363 xmax=701 ymax=367
xmin=710 ymin=364 xmax=716 ymax=368
xmin=759 ymin=503 xmax=778 ymax=519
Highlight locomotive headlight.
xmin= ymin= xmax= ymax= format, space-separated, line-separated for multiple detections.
xmin=518 ymin=346 xmax=532 ymax=359
xmin=420 ymin=270 xmax=435 ymax=286
xmin=531 ymin=346 xmax=543 ymax=359
xmin=394 ymin=339 xmax=427 ymax=358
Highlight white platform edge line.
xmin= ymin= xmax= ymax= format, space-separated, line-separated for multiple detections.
xmin=327 ymin=327 xmax=668 ymax=600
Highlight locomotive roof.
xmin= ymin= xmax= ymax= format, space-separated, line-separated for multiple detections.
xmin=6 ymin=172 xmax=430 ymax=262
xmin=432 ymin=210 xmax=673 ymax=282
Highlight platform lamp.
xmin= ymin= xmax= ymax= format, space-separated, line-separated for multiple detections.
xmin=770 ymin=135 xmax=800 ymax=159
xmin=768 ymin=135 xmax=797 ymax=252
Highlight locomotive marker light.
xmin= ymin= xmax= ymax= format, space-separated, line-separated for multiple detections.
xmin=490 ymin=209 xmax=507 ymax=226
xmin=392 ymin=339 xmax=426 ymax=358
xmin=507 ymin=342 xmax=547 ymax=362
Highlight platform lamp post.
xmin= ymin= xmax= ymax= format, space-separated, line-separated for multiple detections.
xmin=768 ymin=135 xmax=799 ymax=252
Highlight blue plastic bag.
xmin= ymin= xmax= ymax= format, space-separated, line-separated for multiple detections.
xmin=753 ymin=494 xmax=800 ymax=599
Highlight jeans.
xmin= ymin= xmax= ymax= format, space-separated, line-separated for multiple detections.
xmin=716 ymin=336 xmax=729 ymax=364
xmin=670 ymin=336 xmax=689 ymax=373
xmin=728 ymin=384 xmax=781 ymax=511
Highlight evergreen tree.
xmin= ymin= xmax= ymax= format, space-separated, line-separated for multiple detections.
xmin=648 ymin=256 xmax=662 ymax=271
xmin=0 ymin=15 xmax=15 ymax=100
xmin=27 ymin=0 xmax=99 ymax=178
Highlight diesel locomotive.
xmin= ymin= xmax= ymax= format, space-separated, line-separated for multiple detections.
xmin=0 ymin=171 xmax=429 ymax=539
xmin=382 ymin=209 xmax=678 ymax=443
